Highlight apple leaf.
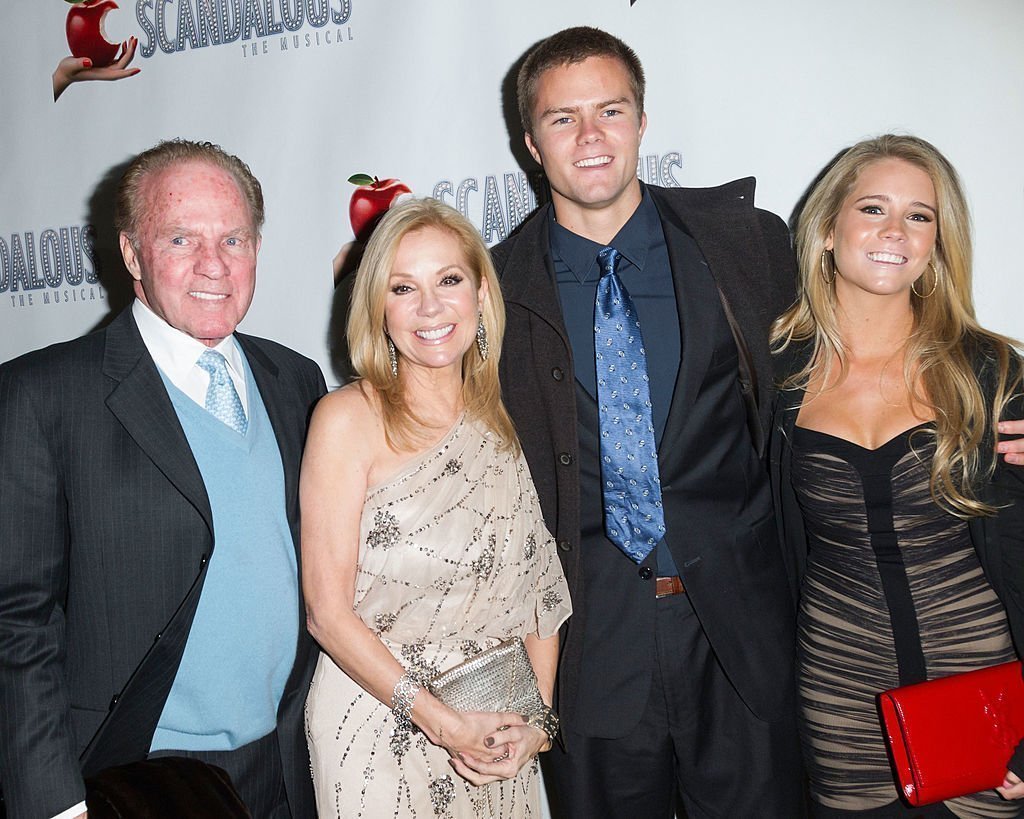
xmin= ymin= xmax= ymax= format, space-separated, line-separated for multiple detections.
xmin=348 ymin=174 xmax=375 ymax=186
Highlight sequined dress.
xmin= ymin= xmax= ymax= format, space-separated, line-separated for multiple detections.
xmin=306 ymin=415 xmax=572 ymax=818
xmin=792 ymin=424 xmax=1019 ymax=818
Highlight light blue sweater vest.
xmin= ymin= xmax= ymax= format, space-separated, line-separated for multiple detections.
xmin=151 ymin=357 xmax=299 ymax=751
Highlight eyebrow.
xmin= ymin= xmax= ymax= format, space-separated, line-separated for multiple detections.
xmin=854 ymin=194 xmax=937 ymax=216
xmin=389 ymin=264 xmax=465 ymax=279
xmin=159 ymin=225 xmax=255 ymax=237
xmin=537 ymin=97 xmax=633 ymax=121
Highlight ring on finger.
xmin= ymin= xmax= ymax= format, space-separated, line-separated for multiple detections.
xmin=492 ymin=749 xmax=510 ymax=762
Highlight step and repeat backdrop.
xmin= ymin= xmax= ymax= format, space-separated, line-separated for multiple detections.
xmin=2 ymin=3 xmax=1022 ymax=816
xmin=3 ymin=0 xmax=1022 ymax=382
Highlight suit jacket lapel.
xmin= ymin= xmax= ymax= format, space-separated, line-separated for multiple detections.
xmin=650 ymin=182 xmax=772 ymax=453
xmin=653 ymin=182 xmax=773 ymax=396
xmin=500 ymin=204 xmax=573 ymax=353
xmin=102 ymin=310 xmax=213 ymax=535
xmin=658 ymin=215 xmax=717 ymax=429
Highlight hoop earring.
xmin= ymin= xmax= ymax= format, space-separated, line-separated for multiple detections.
xmin=386 ymin=334 xmax=398 ymax=377
xmin=820 ymin=250 xmax=835 ymax=284
xmin=476 ymin=315 xmax=489 ymax=361
xmin=912 ymin=262 xmax=938 ymax=299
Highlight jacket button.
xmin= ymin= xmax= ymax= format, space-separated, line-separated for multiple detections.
xmin=551 ymin=367 xmax=564 ymax=381
xmin=109 ymin=694 xmax=120 ymax=710
xmin=639 ymin=566 xmax=653 ymax=580
xmin=558 ymin=452 xmax=573 ymax=466
xmin=558 ymin=540 xmax=572 ymax=552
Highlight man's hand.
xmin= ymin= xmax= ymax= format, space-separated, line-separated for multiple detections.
xmin=998 ymin=421 xmax=1024 ymax=465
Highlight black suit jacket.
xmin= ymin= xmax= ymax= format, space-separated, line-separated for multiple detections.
xmin=493 ymin=181 xmax=799 ymax=739
xmin=0 ymin=308 xmax=326 ymax=818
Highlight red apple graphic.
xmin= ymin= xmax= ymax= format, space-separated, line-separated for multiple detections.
xmin=348 ymin=174 xmax=412 ymax=242
xmin=66 ymin=0 xmax=121 ymax=68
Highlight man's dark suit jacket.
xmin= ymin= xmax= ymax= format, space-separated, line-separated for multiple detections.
xmin=492 ymin=180 xmax=799 ymax=739
xmin=0 ymin=307 xmax=326 ymax=818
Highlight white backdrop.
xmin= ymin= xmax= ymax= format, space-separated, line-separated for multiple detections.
xmin=2 ymin=2 xmax=1022 ymax=816
xmin=3 ymin=0 xmax=1022 ymax=382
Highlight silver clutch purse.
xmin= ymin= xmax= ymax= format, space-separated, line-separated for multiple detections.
xmin=427 ymin=637 xmax=545 ymax=717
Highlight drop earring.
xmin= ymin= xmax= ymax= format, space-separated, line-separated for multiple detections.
xmin=386 ymin=333 xmax=398 ymax=377
xmin=476 ymin=315 xmax=488 ymax=361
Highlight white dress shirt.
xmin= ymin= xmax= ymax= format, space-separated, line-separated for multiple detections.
xmin=132 ymin=298 xmax=248 ymax=413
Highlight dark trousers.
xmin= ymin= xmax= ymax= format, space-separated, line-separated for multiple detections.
xmin=545 ymin=592 xmax=804 ymax=818
xmin=149 ymin=730 xmax=289 ymax=819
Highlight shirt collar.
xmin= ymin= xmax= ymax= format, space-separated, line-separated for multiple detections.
xmin=132 ymin=299 xmax=243 ymax=384
xmin=549 ymin=184 xmax=656 ymax=281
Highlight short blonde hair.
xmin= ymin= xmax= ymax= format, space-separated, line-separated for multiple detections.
xmin=347 ymin=198 xmax=517 ymax=452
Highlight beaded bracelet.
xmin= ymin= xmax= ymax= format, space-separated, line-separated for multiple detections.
xmin=391 ymin=673 xmax=421 ymax=728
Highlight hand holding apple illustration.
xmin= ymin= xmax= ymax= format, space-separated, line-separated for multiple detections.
xmin=348 ymin=174 xmax=412 ymax=242
xmin=54 ymin=0 xmax=139 ymax=101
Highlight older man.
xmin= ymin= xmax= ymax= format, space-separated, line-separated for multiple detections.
xmin=0 ymin=140 xmax=325 ymax=818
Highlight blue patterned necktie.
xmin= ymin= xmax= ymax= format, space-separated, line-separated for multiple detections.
xmin=594 ymin=246 xmax=665 ymax=563
xmin=197 ymin=349 xmax=248 ymax=435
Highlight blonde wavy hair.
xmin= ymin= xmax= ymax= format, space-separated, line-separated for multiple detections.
xmin=346 ymin=197 xmax=517 ymax=454
xmin=771 ymin=134 xmax=1020 ymax=517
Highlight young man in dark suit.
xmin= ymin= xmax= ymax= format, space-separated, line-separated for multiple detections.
xmin=0 ymin=140 xmax=325 ymax=819
xmin=492 ymin=27 xmax=803 ymax=817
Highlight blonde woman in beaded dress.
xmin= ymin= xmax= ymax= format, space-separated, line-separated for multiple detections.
xmin=771 ymin=135 xmax=1024 ymax=818
xmin=301 ymin=198 xmax=571 ymax=818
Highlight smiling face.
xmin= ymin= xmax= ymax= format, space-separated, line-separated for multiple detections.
xmin=524 ymin=55 xmax=647 ymax=235
xmin=828 ymin=158 xmax=938 ymax=302
xmin=384 ymin=226 xmax=487 ymax=379
xmin=120 ymin=160 xmax=259 ymax=346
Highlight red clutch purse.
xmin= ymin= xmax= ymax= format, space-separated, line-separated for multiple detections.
xmin=879 ymin=660 xmax=1024 ymax=806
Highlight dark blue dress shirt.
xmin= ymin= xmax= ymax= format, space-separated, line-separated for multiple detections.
xmin=550 ymin=187 xmax=682 ymax=575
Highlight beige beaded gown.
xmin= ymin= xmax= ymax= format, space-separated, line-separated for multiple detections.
xmin=306 ymin=415 xmax=572 ymax=818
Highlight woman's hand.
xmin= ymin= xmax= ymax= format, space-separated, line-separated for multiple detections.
xmin=448 ymin=717 xmax=549 ymax=785
xmin=441 ymin=632 xmax=561 ymax=784
xmin=429 ymin=709 xmax=522 ymax=768
xmin=53 ymin=37 xmax=140 ymax=100
xmin=998 ymin=769 xmax=1024 ymax=799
